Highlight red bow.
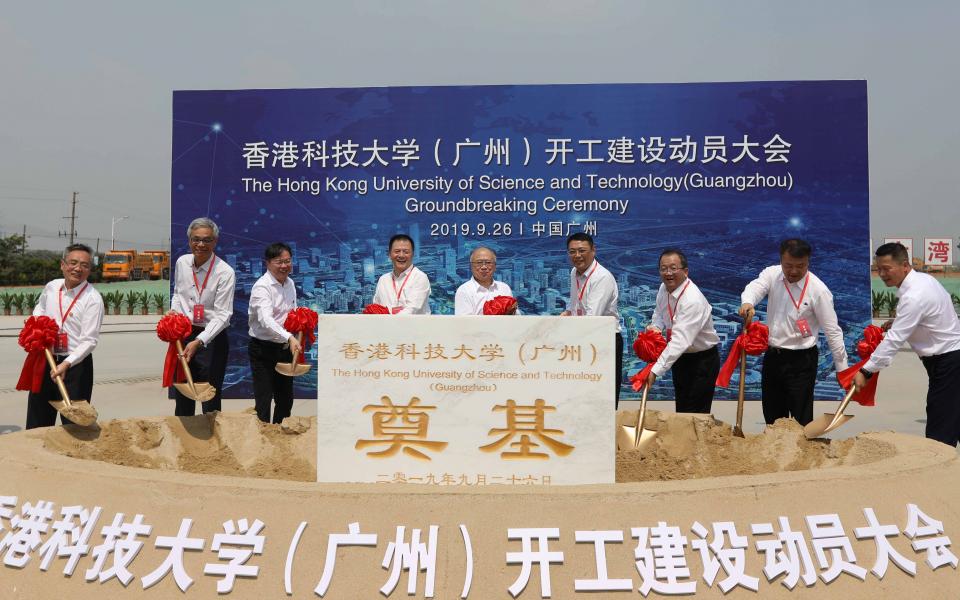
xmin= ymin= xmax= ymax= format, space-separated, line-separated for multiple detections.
xmin=483 ymin=296 xmax=518 ymax=315
xmin=837 ymin=325 xmax=885 ymax=406
xmin=283 ymin=307 xmax=319 ymax=363
xmin=362 ymin=303 xmax=390 ymax=314
xmin=715 ymin=321 xmax=769 ymax=388
xmin=629 ymin=330 xmax=668 ymax=391
xmin=16 ymin=316 xmax=60 ymax=393
xmin=156 ymin=313 xmax=193 ymax=387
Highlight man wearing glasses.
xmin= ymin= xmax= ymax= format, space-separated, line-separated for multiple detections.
xmin=454 ymin=247 xmax=516 ymax=315
xmin=26 ymin=243 xmax=104 ymax=428
xmin=644 ymin=249 xmax=720 ymax=413
xmin=560 ymin=232 xmax=623 ymax=407
xmin=168 ymin=217 xmax=236 ymax=416
xmin=738 ymin=238 xmax=847 ymax=425
xmin=372 ymin=234 xmax=431 ymax=315
xmin=248 ymin=242 xmax=300 ymax=424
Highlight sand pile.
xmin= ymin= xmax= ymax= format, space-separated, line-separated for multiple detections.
xmin=40 ymin=410 xmax=896 ymax=484
xmin=41 ymin=410 xmax=316 ymax=481
xmin=616 ymin=409 xmax=896 ymax=482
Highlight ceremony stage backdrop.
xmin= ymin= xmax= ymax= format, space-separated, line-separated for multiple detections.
xmin=170 ymin=81 xmax=870 ymax=400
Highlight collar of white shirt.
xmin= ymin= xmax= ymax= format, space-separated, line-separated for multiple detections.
xmin=897 ymin=269 xmax=917 ymax=297
xmin=193 ymin=254 xmax=215 ymax=273
xmin=471 ymin=278 xmax=500 ymax=293
xmin=668 ymin=279 xmax=691 ymax=300
xmin=392 ymin=265 xmax=415 ymax=282
xmin=575 ymin=260 xmax=598 ymax=279
xmin=265 ymin=270 xmax=290 ymax=288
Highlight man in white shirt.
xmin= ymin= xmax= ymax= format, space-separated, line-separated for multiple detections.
xmin=645 ymin=249 xmax=720 ymax=413
xmin=455 ymin=247 xmax=516 ymax=315
xmin=27 ymin=243 xmax=104 ymax=429
xmin=560 ymin=232 xmax=623 ymax=407
xmin=372 ymin=234 xmax=431 ymax=315
xmin=854 ymin=242 xmax=960 ymax=446
xmin=248 ymin=242 xmax=301 ymax=424
xmin=738 ymin=238 xmax=848 ymax=425
xmin=168 ymin=217 xmax=236 ymax=416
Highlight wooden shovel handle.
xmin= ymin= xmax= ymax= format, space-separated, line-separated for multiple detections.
xmin=290 ymin=331 xmax=304 ymax=364
xmin=174 ymin=339 xmax=198 ymax=391
xmin=43 ymin=348 xmax=72 ymax=407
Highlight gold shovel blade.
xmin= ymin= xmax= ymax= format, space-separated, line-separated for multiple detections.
xmin=275 ymin=362 xmax=312 ymax=377
xmin=617 ymin=425 xmax=638 ymax=451
xmin=48 ymin=400 xmax=98 ymax=427
xmin=635 ymin=429 xmax=658 ymax=451
xmin=804 ymin=413 xmax=854 ymax=439
xmin=173 ymin=382 xmax=218 ymax=403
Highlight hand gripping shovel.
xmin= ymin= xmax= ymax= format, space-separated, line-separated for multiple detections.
xmin=172 ymin=340 xmax=217 ymax=403
xmin=275 ymin=332 xmax=311 ymax=377
xmin=44 ymin=349 xmax=98 ymax=426
xmin=732 ymin=318 xmax=750 ymax=438
xmin=804 ymin=386 xmax=856 ymax=439
xmin=616 ymin=383 xmax=657 ymax=451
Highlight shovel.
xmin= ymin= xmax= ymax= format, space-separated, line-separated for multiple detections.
xmin=44 ymin=349 xmax=98 ymax=427
xmin=275 ymin=332 xmax=311 ymax=377
xmin=616 ymin=383 xmax=657 ymax=451
xmin=732 ymin=318 xmax=751 ymax=438
xmin=172 ymin=340 xmax=217 ymax=403
xmin=803 ymin=385 xmax=856 ymax=439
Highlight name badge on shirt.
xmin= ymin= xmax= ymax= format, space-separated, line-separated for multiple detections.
xmin=665 ymin=328 xmax=672 ymax=342
xmin=391 ymin=306 xmax=403 ymax=315
xmin=55 ymin=331 xmax=69 ymax=354
xmin=576 ymin=308 xmax=584 ymax=316
xmin=192 ymin=304 xmax=205 ymax=325
xmin=796 ymin=318 xmax=813 ymax=338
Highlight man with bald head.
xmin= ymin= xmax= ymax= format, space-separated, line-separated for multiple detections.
xmin=455 ymin=247 xmax=516 ymax=315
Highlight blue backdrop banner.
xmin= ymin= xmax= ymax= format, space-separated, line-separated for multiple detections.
xmin=171 ymin=80 xmax=870 ymax=401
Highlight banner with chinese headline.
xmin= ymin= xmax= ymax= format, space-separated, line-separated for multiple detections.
xmin=317 ymin=314 xmax=615 ymax=485
xmin=171 ymin=80 xmax=870 ymax=402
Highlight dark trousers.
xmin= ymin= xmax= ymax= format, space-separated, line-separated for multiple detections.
xmin=174 ymin=328 xmax=228 ymax=416
xmin=26 ymin=355 xmax=93 ymax=429
xmin=761 ymin=346 xmax=818 ymax=425
xmin=920 ymin=349 xmax=960 ymax=447
xmin=615 ymin=332 xmax=624 ymax=408
xmin=672 ymin=345 xmax=720 ymax=414
xmin=248 ymin=337 xmax=295 ymax=424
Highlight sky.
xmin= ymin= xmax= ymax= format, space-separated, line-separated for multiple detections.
xmin=0 ymin=1 xmax=957 ymax=257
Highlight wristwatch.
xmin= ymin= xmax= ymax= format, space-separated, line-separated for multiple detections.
xmin=859 ymin=368 xmax=873 ymax=380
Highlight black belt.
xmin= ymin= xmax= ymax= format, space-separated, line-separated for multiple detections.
xmin=767 ymin=346 xmax=817 ymax=354
xmin=920 ymin=348 xmax=960 ymax=365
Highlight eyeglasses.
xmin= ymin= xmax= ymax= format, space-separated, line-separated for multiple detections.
xmin=190 ymin=237 xmax=215 ymax=245
xmin=659 ymin=266 xmax=684 ymax=274
xmin=471 ymin=260 xmax=496 ymax=267
xmin=270 ymin=259 xmax=292 ymax=266
xmin=567 ymin=248 xmax=591 ymax=256
xmin=64 ymin=260 xmax=92 ymax=270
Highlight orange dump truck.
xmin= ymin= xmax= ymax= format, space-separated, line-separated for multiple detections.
xmin=102 ymin=250 xmax=171 ymax=281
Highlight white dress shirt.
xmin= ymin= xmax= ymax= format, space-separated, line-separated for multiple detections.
xmin=170 ymin=253 xmax=236 ymax=345
xmin=741 ymin=265 xmax=848 ymax=370
xmin=566 ymin=260 xmax=621 ymax=332
xmin=372 ymin=266 xmax=431 ymax=315
xmin=454 ymin=278 xmax=514 ymax=315
xmin=248 ymin=271 xmax=297 ymax=343
xmin=865 ymin=270 xmax=960 ymax=372
xmin=33 ymin=278 xmax=104 ymax=366
xmin=649 ymin=279 xmax=720 ymax=377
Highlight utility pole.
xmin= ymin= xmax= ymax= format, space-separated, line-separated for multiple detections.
xmin=21 ymin=225 xmax=26 ymax=255
xmin=61 ymin=191 xmax=79 ymax=244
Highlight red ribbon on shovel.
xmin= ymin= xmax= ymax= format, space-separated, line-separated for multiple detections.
xmin=836 ymin=325 xmax=885 ymax=406
xmin=283 ymin=307 xmax=319 ymax=363
xmin=156 ymin=313 xmax=193 ymax=387
xmin=716 ymin=321 xmax=769 ymax=388
xmin=629 ymin=330 xmax=668 ymax=391
xmin=16 ymin=316 xmax=60 ymax=393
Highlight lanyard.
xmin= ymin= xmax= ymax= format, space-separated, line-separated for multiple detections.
xmin=783 ymin=274 xmax=810 ymax=313
xmin=391 ymin=267 xmax=415 ymax=303
xmin=666 ymin=280 xmax=691 ymax=324
xmin=192 ymin=255 xmax=216 ymax=301
xmin=575 ymin=262 xmax=599 ymax=305
xmin=58 ymin=283 xmax=88 ymax=326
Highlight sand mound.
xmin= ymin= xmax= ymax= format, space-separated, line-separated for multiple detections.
xmin=42 ymin=412 xmax=316 ymax=481
xmin=40 ymin=411 xmax=896 ymax=484
xmin=616 ymin=410 xmax=896 ymax=482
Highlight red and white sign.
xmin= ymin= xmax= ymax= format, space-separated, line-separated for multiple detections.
xmin=884 ymin=238 xmax=913 ymax=262
xmin=924 ymin=238 xmax=953 ymax=266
